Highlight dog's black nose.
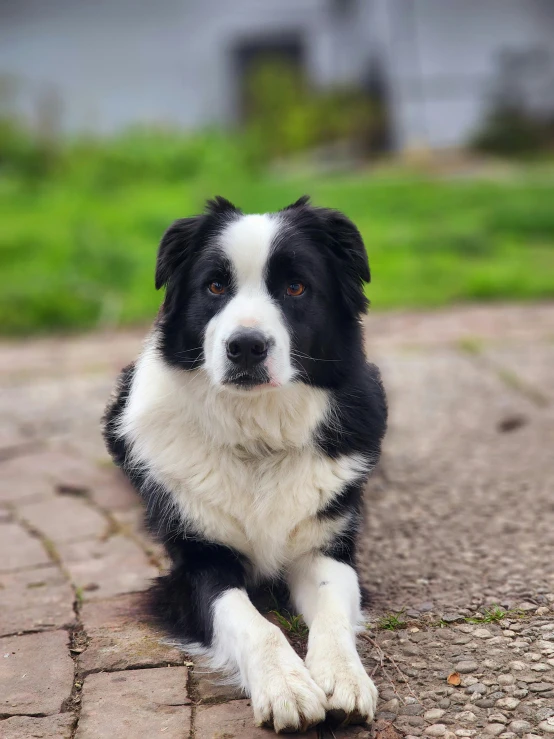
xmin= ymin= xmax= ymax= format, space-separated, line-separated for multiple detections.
xmin=226 ymin=330 xmax=268 ymax=369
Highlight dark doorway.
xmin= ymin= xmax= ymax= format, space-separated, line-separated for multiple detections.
xmin=232 ymin=33 xmax=306 ymax=123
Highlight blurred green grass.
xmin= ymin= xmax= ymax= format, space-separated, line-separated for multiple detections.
xmin=1 ymin=130 xmax=553 ymax=335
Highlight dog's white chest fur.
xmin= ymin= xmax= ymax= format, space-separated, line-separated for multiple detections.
xmin=120 ymin=340 xmax=370 ymax=577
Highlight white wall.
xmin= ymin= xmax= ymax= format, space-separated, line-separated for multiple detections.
xmin=377 ymin=0 xmax=554 ymax=149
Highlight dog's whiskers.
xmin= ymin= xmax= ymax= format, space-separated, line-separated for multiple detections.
xmin=290 ymin=351 xmax=342 ymax=363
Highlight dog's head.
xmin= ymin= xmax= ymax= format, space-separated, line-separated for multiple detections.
xmin=155 ymin=196 xmax=370 ymax=392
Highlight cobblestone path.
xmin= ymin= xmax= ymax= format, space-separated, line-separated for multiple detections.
xmin=1 ymin=304 xmax=553 ymax=738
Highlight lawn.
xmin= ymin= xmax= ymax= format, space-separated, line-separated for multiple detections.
xmin=1 ymin=133 xmax=553 ymax=335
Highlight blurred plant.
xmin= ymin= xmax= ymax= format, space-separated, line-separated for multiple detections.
xmin=67 ymin=128 xmax=249 ymax=189
xmin=472 ymin=49 xmax=554 ymax=157
xmin=473 ymin=106 xmax=553 ymax=157
xmin=0 ymin=76 xmax=64 ymax=180
xmin=242 ymin=58 xmax=383 ymax=168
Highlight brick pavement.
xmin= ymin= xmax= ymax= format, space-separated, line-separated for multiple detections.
xmin=1 ymin=304 xmax=553 ymax=738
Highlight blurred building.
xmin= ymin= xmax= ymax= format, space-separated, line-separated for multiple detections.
xmin=1 ymin=0 xmax=553 ymax=150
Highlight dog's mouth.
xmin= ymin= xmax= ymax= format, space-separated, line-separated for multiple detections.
xmin=223 ymin=367 xmax=271 ymax=390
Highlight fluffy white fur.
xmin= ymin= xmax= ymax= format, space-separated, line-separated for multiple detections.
xmin=120 ymin=341 xmax=373 ymax=577
xmin=211 ymin=588 xmax=327 ymax=731
xmin=203 ymin=213 xmax=294 ymax=388
xmin=288 ymin=554 xmax=378 ymax=722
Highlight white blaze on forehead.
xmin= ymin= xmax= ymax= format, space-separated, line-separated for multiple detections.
xmin=204 ymin=211 xmax=293 ymax=387
xmin=219 ymin=214 xmax=280 ymax=289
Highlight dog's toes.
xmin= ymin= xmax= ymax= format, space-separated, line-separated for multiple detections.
xmin=307 ymin=640 xmax=378 ymax=727
xmin=251 ymin=631 xmax=327 ymax=733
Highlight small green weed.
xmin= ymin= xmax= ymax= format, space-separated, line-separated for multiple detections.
xmin=496 ymin=368 xmax=549 ymax=408
xmin=377 ymin=611 xmax=407 ymax=631
xmin=271 ymin=610 xmax=309 ymax=637
xmin=457 ymin=336 xmax=484 ymax=356
xmin=465 ymin=604 xmax=508 ymax=624
xmin=41 ymin=536 xmax=61 ymax=564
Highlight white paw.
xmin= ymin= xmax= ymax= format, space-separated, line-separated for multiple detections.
xmin=306 ymin=632 xmax=378 ymax=726
xmin=250 ymin=629 xmax=327 ymax=733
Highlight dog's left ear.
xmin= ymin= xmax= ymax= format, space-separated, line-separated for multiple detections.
xmin=155 ymin=217 xmax=200 ymax=290
xmin=321 ymin=208 xmax=370 ymax=316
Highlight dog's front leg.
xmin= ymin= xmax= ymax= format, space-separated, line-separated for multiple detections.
xmin=287 ymin=554 xmax=378 ymax=726
xmin=210 ymin=587 xmax=327 ymax=732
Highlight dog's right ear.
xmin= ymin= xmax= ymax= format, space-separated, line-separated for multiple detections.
xmin=155 ymin=217 xmax=200 ymax=290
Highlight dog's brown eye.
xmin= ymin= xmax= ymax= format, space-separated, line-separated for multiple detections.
xmin=286 ymin=282 xmax=305 ymax=297
xmin=208 ymin=281 xmax=226 ymax=295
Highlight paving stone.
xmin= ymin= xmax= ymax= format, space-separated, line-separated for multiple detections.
xmin=377 ymin=712 xmax=397 ymax=723
xmin=87 ymin=468 xmax=140 ymax=512
xmin=400 ymin=703 xmax=424 ymax=716
xmin=425 ymin=709 xmax=446 ymax=721
xmin=76 ymin=667 xmax=191 ymax=738
xmin=370 ymin=720 xmax=402 ymax=739
xmin=0 ymin=714 xmax=74 ymax=738
xmin=79 ymin=593 xmax=184 ymax=674
xmin=455 ymin=661 xmax=479 ymax=674
xmin=530 ymin=663 xmax=550 ymax=673
xmin=510 ymin=661 xmax=527 ymax=671
xmin=0 ymin=450 xmax=100 ymax=503
xmin=196 ymin=672 xmax=245 ymax=704
xmin=0 ymin=631 xmax=73 ymax=715
xmin=487 ymin=726 xmax=507 ymax=737
xmin=0 ymin=565 xmax=74 ymax=636
xmin=58 ymin=534 xmax=158 ymax=599
xmin=424 ymin=725 xmax=447 ymax=737
xmin=442 ymin=613 xmax=465 ymax=623
xmin=0 ymin=522 xmax=51 ymax=573
xmin=455 ymin=711 xmax=478 ymax=723
xmin=498 ymin=674 xmax=516 ymax=686
xmin=195 ymin=699 xmax=318 ymax=737
xmin=19 ymin=496 xmax=108 ymax=544
xmin=537 ymin=719 xmax=554 ymax=734
xmin=333 ymin=725 xmax=374 ymax=738
xmin=112 ymin=507 xmax=167 ymax=565
xmin=489 ymin=713 xmax=509 ymax=724
xmin=0 ymin=508 xmax=13 ymax=523
xmin=518 ymin=603 xmax=539 ymax=613
xmin=496 ymin=697 xmax=520 ymax=710
xmin=508 ymin=721 xmax=532 ymax=736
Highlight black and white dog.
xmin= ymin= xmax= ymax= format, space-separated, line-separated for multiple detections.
xmin=103 ymin=196 xmax=387 ymax=733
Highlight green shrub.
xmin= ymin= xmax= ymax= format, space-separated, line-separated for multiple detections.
xmin=472 ymin=105 xmax=554 ymax=157
xmin=242 ymin=59 xmax=382 ymax=167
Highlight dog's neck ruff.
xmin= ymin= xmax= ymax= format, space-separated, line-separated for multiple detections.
xmin=120 ymin=335 xmax=332 ymax=457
